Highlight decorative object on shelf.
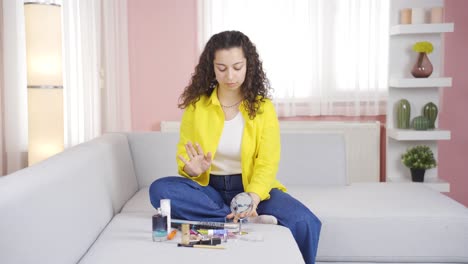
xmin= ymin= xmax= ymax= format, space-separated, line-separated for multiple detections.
xmin=411 ymin=41 xmax=434 ymax=78
xmin=412 ymin=116 xmax=430 ymax=130
xmin=396 ymin=99 xmax=411 ymax=129
xmin=400 ymin=8 xmax=411 ymax=24
xmin=401 ymin=145 xmax=437 ymax=182
xmin=423 ymin=102 xmax=438 ymax=129
xmin=431 ymin=7 xmax=444 ymax=23
xmin=411 ymin=8 xmax=425 ymax=24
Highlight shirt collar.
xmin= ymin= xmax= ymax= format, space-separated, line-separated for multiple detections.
xmin=208 ymin=86 xmax=221 ymax=106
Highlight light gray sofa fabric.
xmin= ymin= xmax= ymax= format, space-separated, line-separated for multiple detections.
xmin=127 ymin=132 xmax=179 ymax=188
xmin=121 ymin=183 xmax=468 ymax=263
xmin=122 ymin=131 xmax=468 ymax=263
xmin=78 ymin=212 xmax=303 ymax=264
xmin=1 ymin=131 xmax=468 ymax=264
xmin=0 ymin=133 xmax=138 ymax=264
xmin=277 ymin=132 xmax=347 ymax=186
xmin=288 ymin=183 xmax=468 ymax=263
xmin=127 ymin=132 xmax=347 ymax=188
xmin=95 ymin=133 xmax=139 ymax=214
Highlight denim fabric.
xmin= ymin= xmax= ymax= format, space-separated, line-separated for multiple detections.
xmin=149 ymin=176 xmax=321 ymax=264
xmin=209 ymin=174 xmax=244 ymax=205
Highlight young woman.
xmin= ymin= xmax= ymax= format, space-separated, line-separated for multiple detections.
xmin=149 ymin=30 xmax=321 ymax=264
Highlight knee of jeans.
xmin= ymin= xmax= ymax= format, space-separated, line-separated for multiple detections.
xmin=308 ymin=210 xmax=322 ymax=227
xmin=148 ymin=182 xmax=159 ymax=209
xmin=295 ymin=209 xmax=322 ymax=231
xmin=149 ymin=177 xmax=173 ymax=208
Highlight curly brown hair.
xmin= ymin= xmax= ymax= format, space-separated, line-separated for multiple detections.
xmin=178 ymin=30 xmax=271 ymax=119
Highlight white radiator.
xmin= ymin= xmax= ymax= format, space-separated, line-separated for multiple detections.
xmin=279 ymin=121 xmax=380 ymax=183
xmin=161 ymin=121 xmax=381 ymax=183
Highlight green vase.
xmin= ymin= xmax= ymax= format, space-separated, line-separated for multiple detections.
xmin=423 ymin=102 xmax=438 ymax=129
xmin=396 ymin=99 xmax=411 ymax=129
xmin=412 ymin=116 xmax=430 ymax=130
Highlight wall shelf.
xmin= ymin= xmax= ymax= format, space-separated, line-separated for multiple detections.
xmin=390 ymin=23 xmax=454 ymax=35
xmin=388 ymin=129 xmax=451 ymax=141
xmin=389 ymin=77 xmax=452 ymax=88
xmin=386 ymin=1 xmax=453 ymax=193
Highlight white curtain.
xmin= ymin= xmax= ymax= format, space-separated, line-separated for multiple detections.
xmin=0 ymin=0 xmax=130 ymax=175
xmin=1 ymin=0 xmax=28 ymax=175
xmin=62 ymin=0 xmax=102 ymax=147
xmin=199 ymin=0 xmax=389 ymax=116
xmin=62 ymin=0 xmax=131 ymax=148
xmin=101 ymin=0 xmax=132 ymax=133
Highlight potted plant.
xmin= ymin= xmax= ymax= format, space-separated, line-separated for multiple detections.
xmin=411 ymin=41 xmax=434 ymax=78
xmin=401 ymin=145 xmax=437 ymax=182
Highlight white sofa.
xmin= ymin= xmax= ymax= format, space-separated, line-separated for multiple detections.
xmin=1 ymin=132 xmax=467 ymax=264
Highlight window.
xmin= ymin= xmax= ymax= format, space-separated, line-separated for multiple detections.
xmin=198 ymin=0 xmax=389 ymax=116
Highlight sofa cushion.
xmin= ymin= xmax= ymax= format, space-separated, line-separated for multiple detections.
xmin=121 ymin=187 xmax=154 ymax=213
xmin=126 ymin=132 xmax=347 ymax=188
xmin=288 ymin=183 xmax=468 ymax=263
xmin=122 ymin=184 xmax=468 ymax=263
xmin=96 ymin=133 xmax=139 ymax=214
xmin=0 ymin=133 xmax=139 ymax=264
xmin=78 ymin=212 xmax=304 ymax=264
xmin=126 ymin=132 xmax=179 ymax=188
xmin=0 ymin=141 xmax=113 ymax=264
xmin=277 ymin=132 xmax=347 ymax=185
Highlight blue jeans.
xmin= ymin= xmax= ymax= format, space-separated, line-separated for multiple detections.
xmin=149 ymin=175 xmax=321 ymax=264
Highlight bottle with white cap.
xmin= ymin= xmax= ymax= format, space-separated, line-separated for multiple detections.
xmin=160 ymin=199 xmax=171 ymax=234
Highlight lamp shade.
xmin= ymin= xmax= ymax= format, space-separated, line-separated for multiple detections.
xmin=24 ymin=3 xmax=62 ymax=87
xmin=24 ymin=3 xmax=64 ymax=165
xmin=27 ymin=89 xmax=64 ymax=165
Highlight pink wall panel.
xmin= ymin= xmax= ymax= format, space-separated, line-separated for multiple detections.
xmin=440 ymin=0 xmax=468 ymax=206
xmin=128 ymin=0 xmax=197 ymax=131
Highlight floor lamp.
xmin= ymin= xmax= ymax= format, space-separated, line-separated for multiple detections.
xmin=24 ymin=2 xmax=64 ymax=166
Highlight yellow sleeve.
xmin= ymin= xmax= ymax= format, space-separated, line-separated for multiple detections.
xmin=245 ymin=100 xmax=281 ymax=200
xmin=176 ymin=106 xmax=203 ymax=180
xmin=177 ymin=107 xmax=192 ymax=178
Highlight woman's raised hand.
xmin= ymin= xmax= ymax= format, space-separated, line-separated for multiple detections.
xmin=178 ymin=142 xmax=212 ymax=177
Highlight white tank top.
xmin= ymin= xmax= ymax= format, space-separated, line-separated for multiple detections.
xmin=210 ymin=112 xmax=244 ymax=175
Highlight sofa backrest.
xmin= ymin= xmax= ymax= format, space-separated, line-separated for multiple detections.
xmin=127 ymin=132 xmax=180 ymax=188
xmin=277 ymin=132 xmax=347 ymax=185
xmin=126 ymin=131 xmax=347 ymax=188
xmin=94 ymin=133 xmax=140 ymax=213
xmin=0 ymin=133 xmax=138 ymax=264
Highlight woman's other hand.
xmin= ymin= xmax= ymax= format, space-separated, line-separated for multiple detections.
xmin=178 ymin=142 xmax=212 ymax=177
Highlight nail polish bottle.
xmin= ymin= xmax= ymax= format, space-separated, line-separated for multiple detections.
xmin=152 ymin=208 xmax=167 ymax=242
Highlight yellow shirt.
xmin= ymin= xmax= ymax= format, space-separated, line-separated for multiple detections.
xmin=177 ymin=88 xmax=286 ymax=201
